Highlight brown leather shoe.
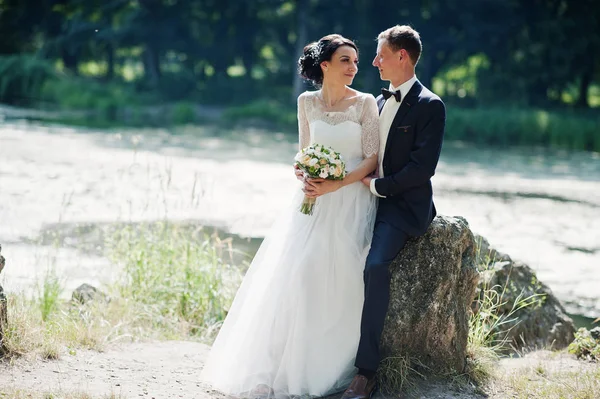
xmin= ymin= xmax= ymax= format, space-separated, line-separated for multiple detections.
xmin=340 ymin=374 xmax=378 ymax=399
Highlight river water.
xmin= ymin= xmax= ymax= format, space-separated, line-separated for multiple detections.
xmin=0 ymin=118 xmax=598 ymax=318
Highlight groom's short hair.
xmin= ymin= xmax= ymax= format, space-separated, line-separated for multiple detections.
xmin=377 ymin=25 xmax=422 ymax=66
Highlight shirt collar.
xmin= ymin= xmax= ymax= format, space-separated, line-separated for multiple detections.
xmin=389 ymin=75 xmax=417 ymax=101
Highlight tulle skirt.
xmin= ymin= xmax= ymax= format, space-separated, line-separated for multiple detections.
xmin=201 ymin=181 xmax=377 ymax=398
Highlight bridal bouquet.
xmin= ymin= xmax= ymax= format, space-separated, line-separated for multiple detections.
xmin=294 ymin=144 xmax=346 ymax=215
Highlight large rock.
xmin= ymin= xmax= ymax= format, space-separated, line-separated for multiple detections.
xmin=380 ymin=216 xmax=479 ymax=374
xmin=475 ymin=236 xmax=575 ymax=352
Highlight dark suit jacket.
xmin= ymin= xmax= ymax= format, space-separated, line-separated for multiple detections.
xmin=374 ymin=80 xmax=446 ymax=236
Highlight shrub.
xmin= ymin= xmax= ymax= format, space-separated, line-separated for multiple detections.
xmin=569 ymin=327 xmax=600 ymax=361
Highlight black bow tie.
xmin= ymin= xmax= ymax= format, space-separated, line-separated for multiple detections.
xmin=381 ymin=88 xmax=401 ymax=102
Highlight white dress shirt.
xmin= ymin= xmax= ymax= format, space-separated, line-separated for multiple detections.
xmin=370 ymin=75 xmax=418 ymax=198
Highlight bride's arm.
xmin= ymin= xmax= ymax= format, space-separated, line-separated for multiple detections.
xmin=295 ymin=92 xmax=311 ymax=181
xmin=305 ymin=95 xmax=379 ymax=196
xmin=340 ymin=94 xmax=379 ymax=186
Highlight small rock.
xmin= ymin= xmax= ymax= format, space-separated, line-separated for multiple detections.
xmin=72 ymin=283 xmax=107 ymax=304
xmin=590 ymin=327 xmax=600 ymax=340
xmin=0 ymin=243 xmax=5 ymax=275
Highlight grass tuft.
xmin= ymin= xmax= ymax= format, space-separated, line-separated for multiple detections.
xmin=2 ymin=222 xmax=242 ymax=361
xmin=106 ymin=222 xmax=242 ymax=341
xmin=568 ymin=327 xmax=600 ymax=361
xmin=377 ymin=355 xmax=427 ymax=393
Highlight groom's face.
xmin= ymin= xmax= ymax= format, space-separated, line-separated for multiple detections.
xmin=372 ymin=39 xmax=402 ymax=83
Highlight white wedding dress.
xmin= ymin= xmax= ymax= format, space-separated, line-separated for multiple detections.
xmin=201 ymin=91 xmax=380 ymax=398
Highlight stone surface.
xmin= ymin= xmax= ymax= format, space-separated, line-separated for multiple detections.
xmin=0 ymin=243 xmax=4 ymax=275
xmin=475 ymin=236 xmax=576 ymax=352
xmin=71 ymin=283 xmax=107 ymax=305
xmin=380 ymin=216 xmax=480 ymax=374
xmin=0 ymin=243 xmax=7 ymax=353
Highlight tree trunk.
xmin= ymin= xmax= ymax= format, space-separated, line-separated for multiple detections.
xmin=62 ymin=48 xmax=79 ymax=75
xmin=577 ymin=59 xmax=593 ymax=108
xmin=355 ymin=0 xmax=378 ymax=94
xmin=143 ymin=44 xmax=161 ymax=88
xmin=527 ymin=79 xmax=550 ymax=107
xmin=239 ymin=2 xmax=257 ymax=77
xmin=419 ymin=51 xmax=445 ymax=92
xmin=292 ymin=0 xmax=309 ymax=103
xmin=106 ymin=43 xmax=115 ymax=80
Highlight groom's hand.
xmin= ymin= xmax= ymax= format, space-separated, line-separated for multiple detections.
xmin=361 ymin=176 xmax=373 ymax=188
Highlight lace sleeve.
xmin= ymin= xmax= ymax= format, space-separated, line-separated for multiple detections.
xmin=360 ymin=94 xmax=380 ymax=158
xmin=297 ymin=93 xmax=310 ymax=150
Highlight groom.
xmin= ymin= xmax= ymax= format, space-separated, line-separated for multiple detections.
xmin=341 ymin=25 xmax=446 ymax=399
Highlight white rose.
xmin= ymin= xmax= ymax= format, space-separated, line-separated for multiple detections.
xmin=319 ymin=169 xmax=329 ymax=179
xmin=309 ymin=158 xmax=319 ymax=166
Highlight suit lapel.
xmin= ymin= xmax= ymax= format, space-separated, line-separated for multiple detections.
xmin=377 ymin=95 xmax=386 ymax=115
xmin=383 ymin=81 xmax=422 ymax=162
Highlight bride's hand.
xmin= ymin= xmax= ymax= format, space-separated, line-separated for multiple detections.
xmin=293 ymin=164 xmax=304 ymax=181
xmin=304 ymin=178 xmax=343 ymax=198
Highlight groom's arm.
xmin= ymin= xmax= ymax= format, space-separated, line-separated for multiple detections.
xmin=374 ymin=99 xmax=445 ymax=198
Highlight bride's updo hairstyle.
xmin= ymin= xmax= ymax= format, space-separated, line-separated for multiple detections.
xmin=298 ymin=34 xmax=358 ymax=87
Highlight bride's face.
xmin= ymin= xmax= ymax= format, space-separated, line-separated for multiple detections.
xmin=321 ymin=45 xmax=358 ymax=86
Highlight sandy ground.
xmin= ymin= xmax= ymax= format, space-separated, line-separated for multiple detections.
xmin=0 ymin=341 xmax=221 ymax=399
xmin=1 ymin=341 xmax=598 ymax=399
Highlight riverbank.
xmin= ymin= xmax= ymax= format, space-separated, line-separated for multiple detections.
xmin=1 ymin=120 xmax=598 ymax=318
xmin=1 ymin=97 xmax=599 ymax=151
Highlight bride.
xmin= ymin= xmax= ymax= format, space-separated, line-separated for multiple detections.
xmin=201 ymin=34 xmax=380 ymax=398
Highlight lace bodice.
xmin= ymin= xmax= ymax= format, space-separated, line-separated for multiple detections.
xmin=297 ymin=91 xmax=379 ymax=169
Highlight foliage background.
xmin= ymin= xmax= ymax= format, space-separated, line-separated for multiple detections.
xmin=0 ymin=0 xmax=598 ymax=149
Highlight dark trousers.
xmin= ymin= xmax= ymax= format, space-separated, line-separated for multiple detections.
xmin=355 ymin=218 xmax=410 ymax=372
